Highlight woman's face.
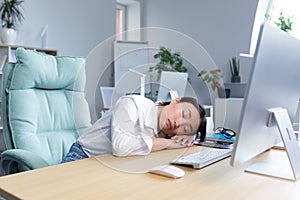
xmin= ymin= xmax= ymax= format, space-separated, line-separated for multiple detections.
xmin=159 ymin=98 xmax=201 ymax=135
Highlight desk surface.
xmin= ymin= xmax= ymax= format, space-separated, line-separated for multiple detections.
xmin=0 ymin=146 xmax=300 ymax=200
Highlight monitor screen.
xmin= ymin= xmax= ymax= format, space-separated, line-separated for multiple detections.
xmin=157 ymin=71 xmax=188 ymax=102
xmin=230 ymin=23 xmax=300 ymax=166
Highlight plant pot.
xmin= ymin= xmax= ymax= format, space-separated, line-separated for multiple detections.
xmin=217 ymin=87 xmax=231 ymax=98
xmin=231 ymin=75 xmax=241 ymax=83
xmin=0 ymin=28 xmax=17 ymax=45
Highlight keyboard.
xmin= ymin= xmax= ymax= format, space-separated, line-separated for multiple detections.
xmin=170 ymin=148 xmax=232 ymax=169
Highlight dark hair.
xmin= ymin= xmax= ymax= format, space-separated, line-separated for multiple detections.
xmin=158 ymin=97 xmax=207 ymax=142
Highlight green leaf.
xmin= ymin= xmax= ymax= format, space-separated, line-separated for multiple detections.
xmin=0 ymin=0 xmax=24 ymax=28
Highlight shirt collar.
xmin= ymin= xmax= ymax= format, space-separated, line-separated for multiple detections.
xmin=144 ymin=104 xmax=158 ymax=135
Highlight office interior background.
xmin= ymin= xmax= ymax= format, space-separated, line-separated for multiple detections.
xmin=1 ymin=0 xmax=300 ymax=190
xmin=3 ymin=0 xmax=300 ymax=123
xmin=19 ymin=0 xmax=255 ymax=62
xmin=9 ymin=0 xmax=257 ymax=121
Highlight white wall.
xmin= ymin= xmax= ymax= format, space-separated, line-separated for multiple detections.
xmin=17 ymin=0 xmax=115 ymax=57
xmin=142 ymin=0 xmax=259 ymax=83
xmin=13 ymin=0 xmax=259 ymax=122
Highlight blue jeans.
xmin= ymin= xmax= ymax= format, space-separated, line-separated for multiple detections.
xmin=61 ymin=142 xmax=88 ymax=163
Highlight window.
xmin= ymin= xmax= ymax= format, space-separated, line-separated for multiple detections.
xmin=250 ymin=0 xmax=300 ymax=55
xmin=116 ymin=4 xmax=125 ymax=40
xmin=267 ymin=0 xmax=300 ymax=39
xmin=116 ymin=0 xmax=141 ymax=41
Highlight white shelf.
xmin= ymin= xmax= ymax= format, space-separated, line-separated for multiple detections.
xmin=0 ymin=44 xmax=57 ymax=55
xmin=0 ymin=44 xmax=57 ymax=63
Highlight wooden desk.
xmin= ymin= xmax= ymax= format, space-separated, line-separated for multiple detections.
xmin=0 ymin=146 xmax=299 ymax=200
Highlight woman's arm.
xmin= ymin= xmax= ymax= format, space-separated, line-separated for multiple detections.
xmin=111 ymin=96 xmax=153 ymax=156
xmin=151 ymin=137 xmax=193 ymax=152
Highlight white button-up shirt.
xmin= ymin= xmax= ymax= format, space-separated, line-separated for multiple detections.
xmin=77 ymin=95 xmax=158 ymax=157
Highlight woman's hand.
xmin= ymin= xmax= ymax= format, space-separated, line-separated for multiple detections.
xmin=170 ymin=134 xmax=196 ymax=147
xmin=151 ymin=136 xmax=195 ymax=152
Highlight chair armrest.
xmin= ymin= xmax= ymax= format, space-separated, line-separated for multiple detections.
xmin=0 ymin=149 xmax=50 ymax=175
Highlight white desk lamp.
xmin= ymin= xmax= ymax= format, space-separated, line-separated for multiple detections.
xmin=40 ymin=25 xmax=48 ymax=48
xmin=129 ymin=69 xmax=146 ymax=97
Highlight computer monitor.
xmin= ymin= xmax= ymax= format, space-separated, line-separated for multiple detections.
xmin=100 ymin=86 xmax=115 ymax=109
xmin=230 ymin=23 xmax=300 ymax=180
xmin=157 ymin=71 xmax=188 ymax=102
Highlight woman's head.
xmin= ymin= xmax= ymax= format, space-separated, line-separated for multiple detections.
xmin=158 ymin=97 xmax=207 ymax=141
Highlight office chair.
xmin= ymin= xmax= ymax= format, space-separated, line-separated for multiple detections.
xmin=0 ymin=48 xmax=92 ymax=175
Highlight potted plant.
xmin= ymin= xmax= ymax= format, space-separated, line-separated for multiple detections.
xmin=229 ymin=56 xmax=240 ymax=83
xmin=198 ymin=68 xmax=230 ymax=98
xmin=198 ymin=68 xmax=222 ymax=91
xmin=0 ymin=0 xmax=24 ymax=44
xmin=274 ymin=12 xmax=293 ymax=32
xmin=265 ymin=12 xmax=293 ymax=33
xmin=149 ymin=46 xmax=187 ymax=81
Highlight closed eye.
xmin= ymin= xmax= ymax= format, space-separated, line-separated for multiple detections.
xmin=181 ymin=125 xmax=193 ymax=134
xmin=182 ymin=109 xmax=192 ymax=119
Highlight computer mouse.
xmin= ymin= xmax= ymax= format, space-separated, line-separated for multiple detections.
xmin=148 ymin=165 xmax=185 ymax=178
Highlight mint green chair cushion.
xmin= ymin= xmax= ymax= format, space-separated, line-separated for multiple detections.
xmin=1 ymin=48 xmax=91 ymax=174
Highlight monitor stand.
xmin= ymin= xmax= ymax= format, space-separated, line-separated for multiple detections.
xmin=245 ymin=107 xmax=300 ymax=181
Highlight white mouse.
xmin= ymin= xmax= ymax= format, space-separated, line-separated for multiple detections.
xmin=149 ymin=165 xmax=185 ymax=178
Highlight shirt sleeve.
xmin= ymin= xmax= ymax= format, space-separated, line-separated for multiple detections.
xmin=111 ymin=97 xmax=152 ymax=157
